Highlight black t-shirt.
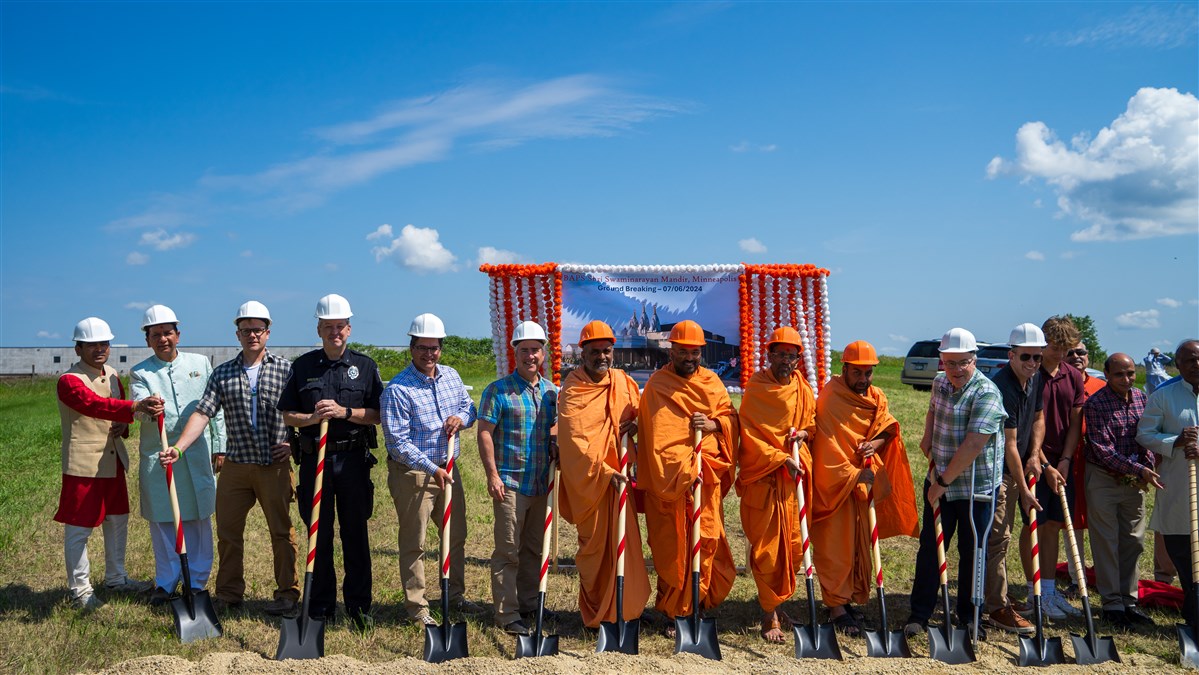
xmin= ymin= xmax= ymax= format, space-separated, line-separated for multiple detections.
xmin=277 ymin=348 xmax=384 ymax=446
xmin=990 ymin=363 xmax=1043 ymax=468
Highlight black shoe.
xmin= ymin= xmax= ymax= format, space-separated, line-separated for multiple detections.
xmin=500 ymin=619 xmax=531 ymax=635
xmin=958 ymin=620 xmax=987 ymax=642
xmin=522 ymin=608 xmax=558 ymax=623
xmin=349 ymin=610 xmax=374 ymax=632
xmin=1060 ymin=582 xmax=1081 ymax=600
xmin=1102 ymin=609 xmax=1132 ymax=629
xmin=1126 ymin=607 xmax=1156 ymax=626
xmin=148 ymin=587 xmax=171 ymax=607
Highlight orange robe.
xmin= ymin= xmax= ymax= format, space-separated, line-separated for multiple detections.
xmin=735 ymin=369 xmax=816 ymax=612
xmin=558 ymin=367 xmax=651 ymax=627
xmin=637 ymin=365 xmax=739 ymax=617
xmin=810 ymin=376 xmax=918 ymax=607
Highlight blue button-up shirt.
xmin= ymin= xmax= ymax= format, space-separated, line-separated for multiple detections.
xmin=929 ymin=368 xmax=1007 ymax=501
xmin=381 ymin=363 xmax=477 ymax=475
xmin=479 ymin=372 xmax=558 ymax=496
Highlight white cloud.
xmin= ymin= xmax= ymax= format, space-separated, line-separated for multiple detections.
xmin=987 ymin=87 xmax=1198 ymax=241
xmin=739 ymin=237 xmax=767 ymax=253
xmin=1035 ymin=4 xmax=1197 ymax=49
xmin=1158 ymin=297 xmax=1182 ymax=308
xmin=477 ymin=246 xmax=528 ymax=266
xmin=730 ymin=141 xmax=777 ymax=153
xmin=366 ymin=224 xmax=393 ymax=241
xmin=124 ymin=301 xmax=151 ymax=310
xmin=126 ymin=251 xmax=149 ymax=265
xmin=1191 ymin=299 xmax=1199 ymax=306
xmin=370 ymin=224 xmax=457 ymax=273
xmin=888 ymin=334 xmax=909 ymax=343
xmin=1115 ymin=308 xmax=1160 ymax=329
xmin=36 ymin=330 xmax=61 ymax=339
xmin=140 ymin=228 xmax=196 ymax=251
xmin=1025 ymin=250 xmax=1045 ymax=261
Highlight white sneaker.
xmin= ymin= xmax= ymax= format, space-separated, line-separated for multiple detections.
xmin=1050 ymin=592 xmax=1083 ymax=617
xmin=73 ymin=592 xmax=105 ymax=611
xmin=1038 ymin=595 xmax=1067 ymax=621
xmin=105 ymin=576 xmax=153 ymax=594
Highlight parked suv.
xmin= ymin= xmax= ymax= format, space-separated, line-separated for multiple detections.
xmin=977 ymin=344 xmax=1011 ymax=378
xmin=901 ymin=340 xmax=941 ymax=391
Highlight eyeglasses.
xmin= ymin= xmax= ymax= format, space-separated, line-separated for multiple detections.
xmin=1017 ymin=353 xmax=1043 ymax=362
xmin=412 ymin=345 xmax=441 ymax=353
xmin=942 ymin=357 xmax=975 ymax=369
xmin=238 ymin=328 xmax=267 ymax=337
xmin=1066 ymin=349 xmax=1088 ymax=357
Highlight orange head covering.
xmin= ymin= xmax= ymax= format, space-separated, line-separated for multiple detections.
xmin=766 ymin=327 xmax=803 ymax=352
xmin=842 ymin=340 xmax=879 ymax=366
xmin=579 ymin=320 xmax=616 ymax=346
xmin=669 ymin=320 xmax=706 ymax=347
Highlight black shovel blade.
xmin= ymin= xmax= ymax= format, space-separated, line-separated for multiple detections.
xmin=423 ymin=622 xmax=469 ymax=663
xmin=794 ymin=623 xmax=842 ymax=660
xmin=597 ymin=618 xmax=640 ymax=654
xmin=170 ymin=590 xmax=222 ymax=644
xmin=674 ymin=616 xmax=721 ymax=660
xmin=864 ymin=629 xmax=912 ymax=658
xmin=515 ymin=632 xmax=560 ymax=658
xmin=1071 ymin=633 xmax=1120 ymax=665
xmin=928 ymin=624 xmax=975 ymax=664
xmin=1017 ymin=635 xmax=1066 ymax=667
xmin=1178 ymin=623 xmax=1199 ymax=670
xmin=275 ymin=615 xmax=325 ymax=660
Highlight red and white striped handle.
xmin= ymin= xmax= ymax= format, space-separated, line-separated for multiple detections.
xmin=159 ymin=414 xmax=186 ymax=555
xmin=932 ymin=497 xmax=948 ymax=586
xmin=537 ymin=460 xmax=558 ymax=593
xmin=1027 ymin=474 xmax=1041 ymax=597
xmin=615 ymin=433 xmax=630 ymax=577
xmin=440 ymin=432 xmax=457 ymax=580
xmin=866 ymin=457 xmax=883 ymax=587
xmin=792 ymin=430 xmax=814 ymax=580
xmin=690 ymin=428 xmax=703 ymax=575
xmin=305 ymin=420 xmax=328 ymax=575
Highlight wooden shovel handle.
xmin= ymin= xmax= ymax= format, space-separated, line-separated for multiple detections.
xmin=304 ymin=420 xmax=328 ymax=575
xmin=1058 ymin=484 xmax=1089 ymax=600
xmin=440 ymin=432 xmax=456 ymax=581
xmin=1190 ymin=458 xmax=1198 ymax=579
xmin=1026 ymin=474 xmax=1041 ymax=597
xmin=793 ymin=436 xmax=814 ymax=580
xmin=615 ymin=433 xmax=629 ymax=578
xmin=691 ymin=428 xmax=703 ymax=575
xmin=865 ymin=457 xmax=882 ymax=586
xmin=537 ymin=460 xmax=558 ymax=593
xmin=160 ymin=414 xmax=186 ymax=555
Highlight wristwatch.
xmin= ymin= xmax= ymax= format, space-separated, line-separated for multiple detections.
xmin=935 ymin=473 xmax=949 ymax=488
xmin=343 ymin=406 xmax=353 ymax=420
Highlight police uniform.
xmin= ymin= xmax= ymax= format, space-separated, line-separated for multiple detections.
xmin=278 ymin=346 xmax=383 ymax=622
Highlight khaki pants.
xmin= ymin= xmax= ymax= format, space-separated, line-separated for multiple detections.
xmin=387 ymin=459 xmax=466 ymax=616
xmin=214 ymin=459 xmax=299 ymax=602
xmin=491 ymin=490 xmax=547 ymax=626
xmin=1085 ymin=463 xmax=1146 ymax=610
xmin=984 ymin=473 xmax=1023 ymax=613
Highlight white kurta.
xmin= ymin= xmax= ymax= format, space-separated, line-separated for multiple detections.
xmin=1138 ymin=379 xmax=1199 ymax=535
xmin=131 ymin=352 xmax=225 ymax=522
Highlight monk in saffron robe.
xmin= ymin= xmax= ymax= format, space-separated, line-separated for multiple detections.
xmin=558 ymin=321 xmax=651 ymax=627
xmin=637 ymin=320 xmax=738 ymax=636
xmin=810 ymin=340 xmax=919 ymax=636
xmin=736 ymin=327 xmax=815 ymax=642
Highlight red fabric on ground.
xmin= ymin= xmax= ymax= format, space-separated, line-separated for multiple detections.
xmin=1053 ymin=562 xmax=1183 ymax=609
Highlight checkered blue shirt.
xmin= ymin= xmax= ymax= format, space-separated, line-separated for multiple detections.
xmin=479 ymin=372 xmax=558 ymax=496
xmin=381 ymin=363 xmax=478 ymax=474
xmin=929 ymin=368 xmax=1007 ymax=501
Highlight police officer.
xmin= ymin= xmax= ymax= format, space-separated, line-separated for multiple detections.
xmin=278 ymin=293 xmax=383 ymax=630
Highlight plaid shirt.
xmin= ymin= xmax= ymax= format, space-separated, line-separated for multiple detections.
xmin=929 ymin=368 xmax=1007 ymax=501
xmin=381 ymin=363 xmax=478 ymax=474
xmin=479 ymin=372 xmax=558 ymax=496
xmin=196 ymin=350 xmax=291 ymax=465
xmin=1085 ymin=385 xmax=1150 ymax=478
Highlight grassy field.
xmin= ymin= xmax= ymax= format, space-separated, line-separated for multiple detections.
xmin=0 ymin=352 xmax=1184 ymax=672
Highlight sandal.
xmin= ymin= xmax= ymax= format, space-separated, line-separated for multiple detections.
xmin=846 ymin=604 xmax=866 ymax=622
xmin=760 ymin=613 xmax=786 ymax=643
xmin=833 ymin=611 xmax=862 ymax=638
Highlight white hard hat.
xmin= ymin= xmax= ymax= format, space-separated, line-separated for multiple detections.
xmin=73 ymin=317 xmax=115 ymax=343
xmin=408 ymin=313 xmax=447 ymax=339
xmin=315 ymin=294 xmax=353 ymax=320
xmin=510 ymin=320 xmax=548 ymax=346
xmin=235 ymin=300 xmax=272 ymax=327
xmin=141 ymin=304 xmax=179 ymax=329
xmin=939 ymin=327 xmax=978 ymax=354
xmin=1008 ymin=323 xmax=1047 ymax=348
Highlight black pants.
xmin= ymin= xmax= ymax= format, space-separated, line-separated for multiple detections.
xmin=297 ymin=449 xmax=374 ymax=620
xmin=1165 ymin=534 xmax=1196 ymax=625
xmin=909 ymin=479 xmax=994 ymax=625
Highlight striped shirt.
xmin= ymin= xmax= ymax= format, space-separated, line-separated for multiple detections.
xmin=929 ymin=368 xmax=1007 ymax=501
xmin=479 ymin=372 xmax=558 ymax=496
xmin=196 ymin=350 xmax=292 ymax=465
xmin=381 ymin=363 xmax=478 ymax=474
xmin=1085 ymin=385 xmax=1150 ymax=478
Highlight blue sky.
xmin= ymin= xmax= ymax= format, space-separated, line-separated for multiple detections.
xmin=3 ymin=2 xmax=1196 ymax=359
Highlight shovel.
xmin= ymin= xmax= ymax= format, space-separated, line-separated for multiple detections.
xmin=790 ymin=434 xmax=841 ymax=660
xmin=863 ymin=457 xmax=911 ymax=658
xmin=597 ymin=433 xmax=640 ymax=654
xmin=159 ymin=415 xmax=222 ymax=643
xmin=276 ymin=420 xmax=328 ymax=660
xmin=1018 ymin=474 xmax=1066 ymax=667
xmin=516 ymin=459 xmax=560 ymax=658
xmin=927 ymin=495 xmax=975 ymax=664
xmin=1179 ymin=457 xmax=1199 ymax=669
xmin=1058 ymin=484 xmax=1120 ymax=664
xmin=674 ymin=428 xmax=721 ymax=660
xmin=423 ymin=434 xmax=469 ymax=663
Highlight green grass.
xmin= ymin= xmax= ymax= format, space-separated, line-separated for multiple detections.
xmin=0 ymin=355 xmax=1184 ymax=672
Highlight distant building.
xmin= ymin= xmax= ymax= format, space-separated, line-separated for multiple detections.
xmin=564 ymin=313 xmax=738 ymax=373
xmin=0 ymin=346 xmax=408 ymax=378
